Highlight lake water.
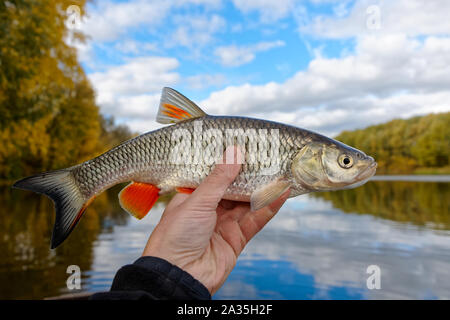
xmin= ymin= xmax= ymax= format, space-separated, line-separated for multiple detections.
xmin=0 ymin=177 xmax=449 ymax=299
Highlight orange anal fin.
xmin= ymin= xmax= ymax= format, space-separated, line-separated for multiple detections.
xmin=176 ymin=187 xmax=196 ymax=194
xmin=119 ymin=182 xmax=160 ymax=219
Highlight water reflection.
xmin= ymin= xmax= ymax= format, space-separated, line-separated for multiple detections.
xmin=0 ymin=179 xmax=449 ymax=299
xmin=216 ymin=194 xmax=450 ymax=299
xmin=312 ymin=180 xmax=450 ymax=229
xmin=0 ymin=185 xmax=127 ymax=299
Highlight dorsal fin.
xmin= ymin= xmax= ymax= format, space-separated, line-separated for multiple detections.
xmin=156 ymin=87 xmax=207 ymax=124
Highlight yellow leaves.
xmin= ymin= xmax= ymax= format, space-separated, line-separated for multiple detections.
xmin=0 ymin=117 xmax=50 ymax=159
xmin=0 ymin=116 xmax=52 ymax=179
xmin=0 ymin=0 xmax=132 ymax=181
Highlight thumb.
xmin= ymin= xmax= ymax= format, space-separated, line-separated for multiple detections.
xmin=188 ymin=146 xmax=242 ymax=210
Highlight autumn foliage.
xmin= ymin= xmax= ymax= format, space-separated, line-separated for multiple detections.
xmin=0 ymin=0 xmax=131 ymax=181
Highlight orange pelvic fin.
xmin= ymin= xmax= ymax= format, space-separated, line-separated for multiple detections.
xmin=176 ymin=187 xmax=196 ymax=194
xmin=119 ymin=182 xmax=160 ymax=219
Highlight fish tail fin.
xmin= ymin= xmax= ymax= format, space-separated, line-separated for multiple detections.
xmin=12 ymin=167 xmax=90 ymax=249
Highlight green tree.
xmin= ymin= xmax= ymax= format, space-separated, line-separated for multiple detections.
xmin=335 ymin=113 xmax=450 ymax=174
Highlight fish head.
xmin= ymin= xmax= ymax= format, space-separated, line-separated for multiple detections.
xmin=291 ymin=139 xmax=377 ymax=191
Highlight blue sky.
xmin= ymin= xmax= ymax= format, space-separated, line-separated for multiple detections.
xmin=71 ymin=0 xmax=450 ymax=135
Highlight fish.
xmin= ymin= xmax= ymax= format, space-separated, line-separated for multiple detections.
xmin=13 ymin=87 xmax=377 ymax=248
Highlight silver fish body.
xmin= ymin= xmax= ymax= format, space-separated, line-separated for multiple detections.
xmin=13 ymin=88 xmax=377 ymax=248
xmin=74 ymin=116 xmax=318 ymax=201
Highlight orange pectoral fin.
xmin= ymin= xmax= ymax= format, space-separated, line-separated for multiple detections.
xmin=119 ymin=182 xmax=160 ymax=219
xmin=176 ymin=187 xmax=196 ymax=194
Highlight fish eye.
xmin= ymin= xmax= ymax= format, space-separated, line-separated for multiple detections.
xmin=338 ymin=154 xmax=353 ymax=169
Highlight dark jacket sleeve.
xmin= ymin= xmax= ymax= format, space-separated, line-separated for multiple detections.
xmin=89 ymin=256 xmax=211 ymax=300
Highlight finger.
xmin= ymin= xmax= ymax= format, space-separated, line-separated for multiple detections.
xmin=239 ymin=189 xmax=290 ymax=242
xmin=218 ymin=199 xmax=237 ymax=210
xmin=188 ymin=146 xmax=242 ymax=210
xmin=156 ymin=193 xmax=190 ymax=222
xmin=217 ymin=200 xmax=249 ymax=217
xmin=165 ymin=192 xmax=190 ymax=211
xmin=217 ymin=201 xmax=249 ymax=221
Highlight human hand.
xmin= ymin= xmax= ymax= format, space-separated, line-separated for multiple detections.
xmin=142 ymin=147 xmax=290 ymax=295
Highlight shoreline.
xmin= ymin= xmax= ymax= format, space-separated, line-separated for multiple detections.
xmin=371 ymin=175 xmax=450 ymax=182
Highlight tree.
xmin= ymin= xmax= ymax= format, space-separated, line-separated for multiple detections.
xmin=0 ymin=1 xmax=132 ymax=181
xmin=335 ymin=113 xmax=450 ymax=174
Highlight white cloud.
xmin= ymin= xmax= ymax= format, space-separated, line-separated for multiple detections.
xmin=231 ymin=23 xmax=243 ymax=33
xmin=87 ymin=56 xmax=227 ymax=132
xmin=176 ymin=0 xmax=223 ymax=9
xmin=88 ymin=56 xmax=179 ymax=118
xmin=72 ymin=1 xmax=228 ymax=71
xmin=81 ymin=0 xmax=171 ymax=42
xmin=169 ymin=14 xmax=226 ymax=49
xmin=214 ymin=40 xmax=285 ymax=67
xmin=114 ymin=94 xmax=161 ymax=120
xmin=70 ymin=38 xmax=93 ymax=64
xmin=301 ymin=0 xmax=450 ymax=39
xmin=80 ymin=0 xmax=224 ymax=43
xmin=79 ymin=0 xmax=450 ymax=138
xmin=125 ymin=118 xmax=166 ymax=134
xmin=202 ymin=34 xmax=450 ymax=136
xmin=232 ymin=0 xmax=295 ymax=22
xmin=185 ymin=74 xmax=226 ymax=89
xmin=114 ymin=40 xmax=158 ymax=55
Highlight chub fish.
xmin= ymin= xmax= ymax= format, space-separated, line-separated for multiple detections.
xmin=13 ymin=87 xmax=377 ymax=248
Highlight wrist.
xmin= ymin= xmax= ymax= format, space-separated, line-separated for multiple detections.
xmin=142 ymin=249 xmax=216 ymax=294
xmin=126 ymin=256 xmax=211 ymax=299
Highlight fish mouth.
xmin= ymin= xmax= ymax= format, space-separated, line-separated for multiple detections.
xmin=337 ymin=161 xmax=377 ymax=190
xmin=354 ymin=161 xmax=377 ymax=182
